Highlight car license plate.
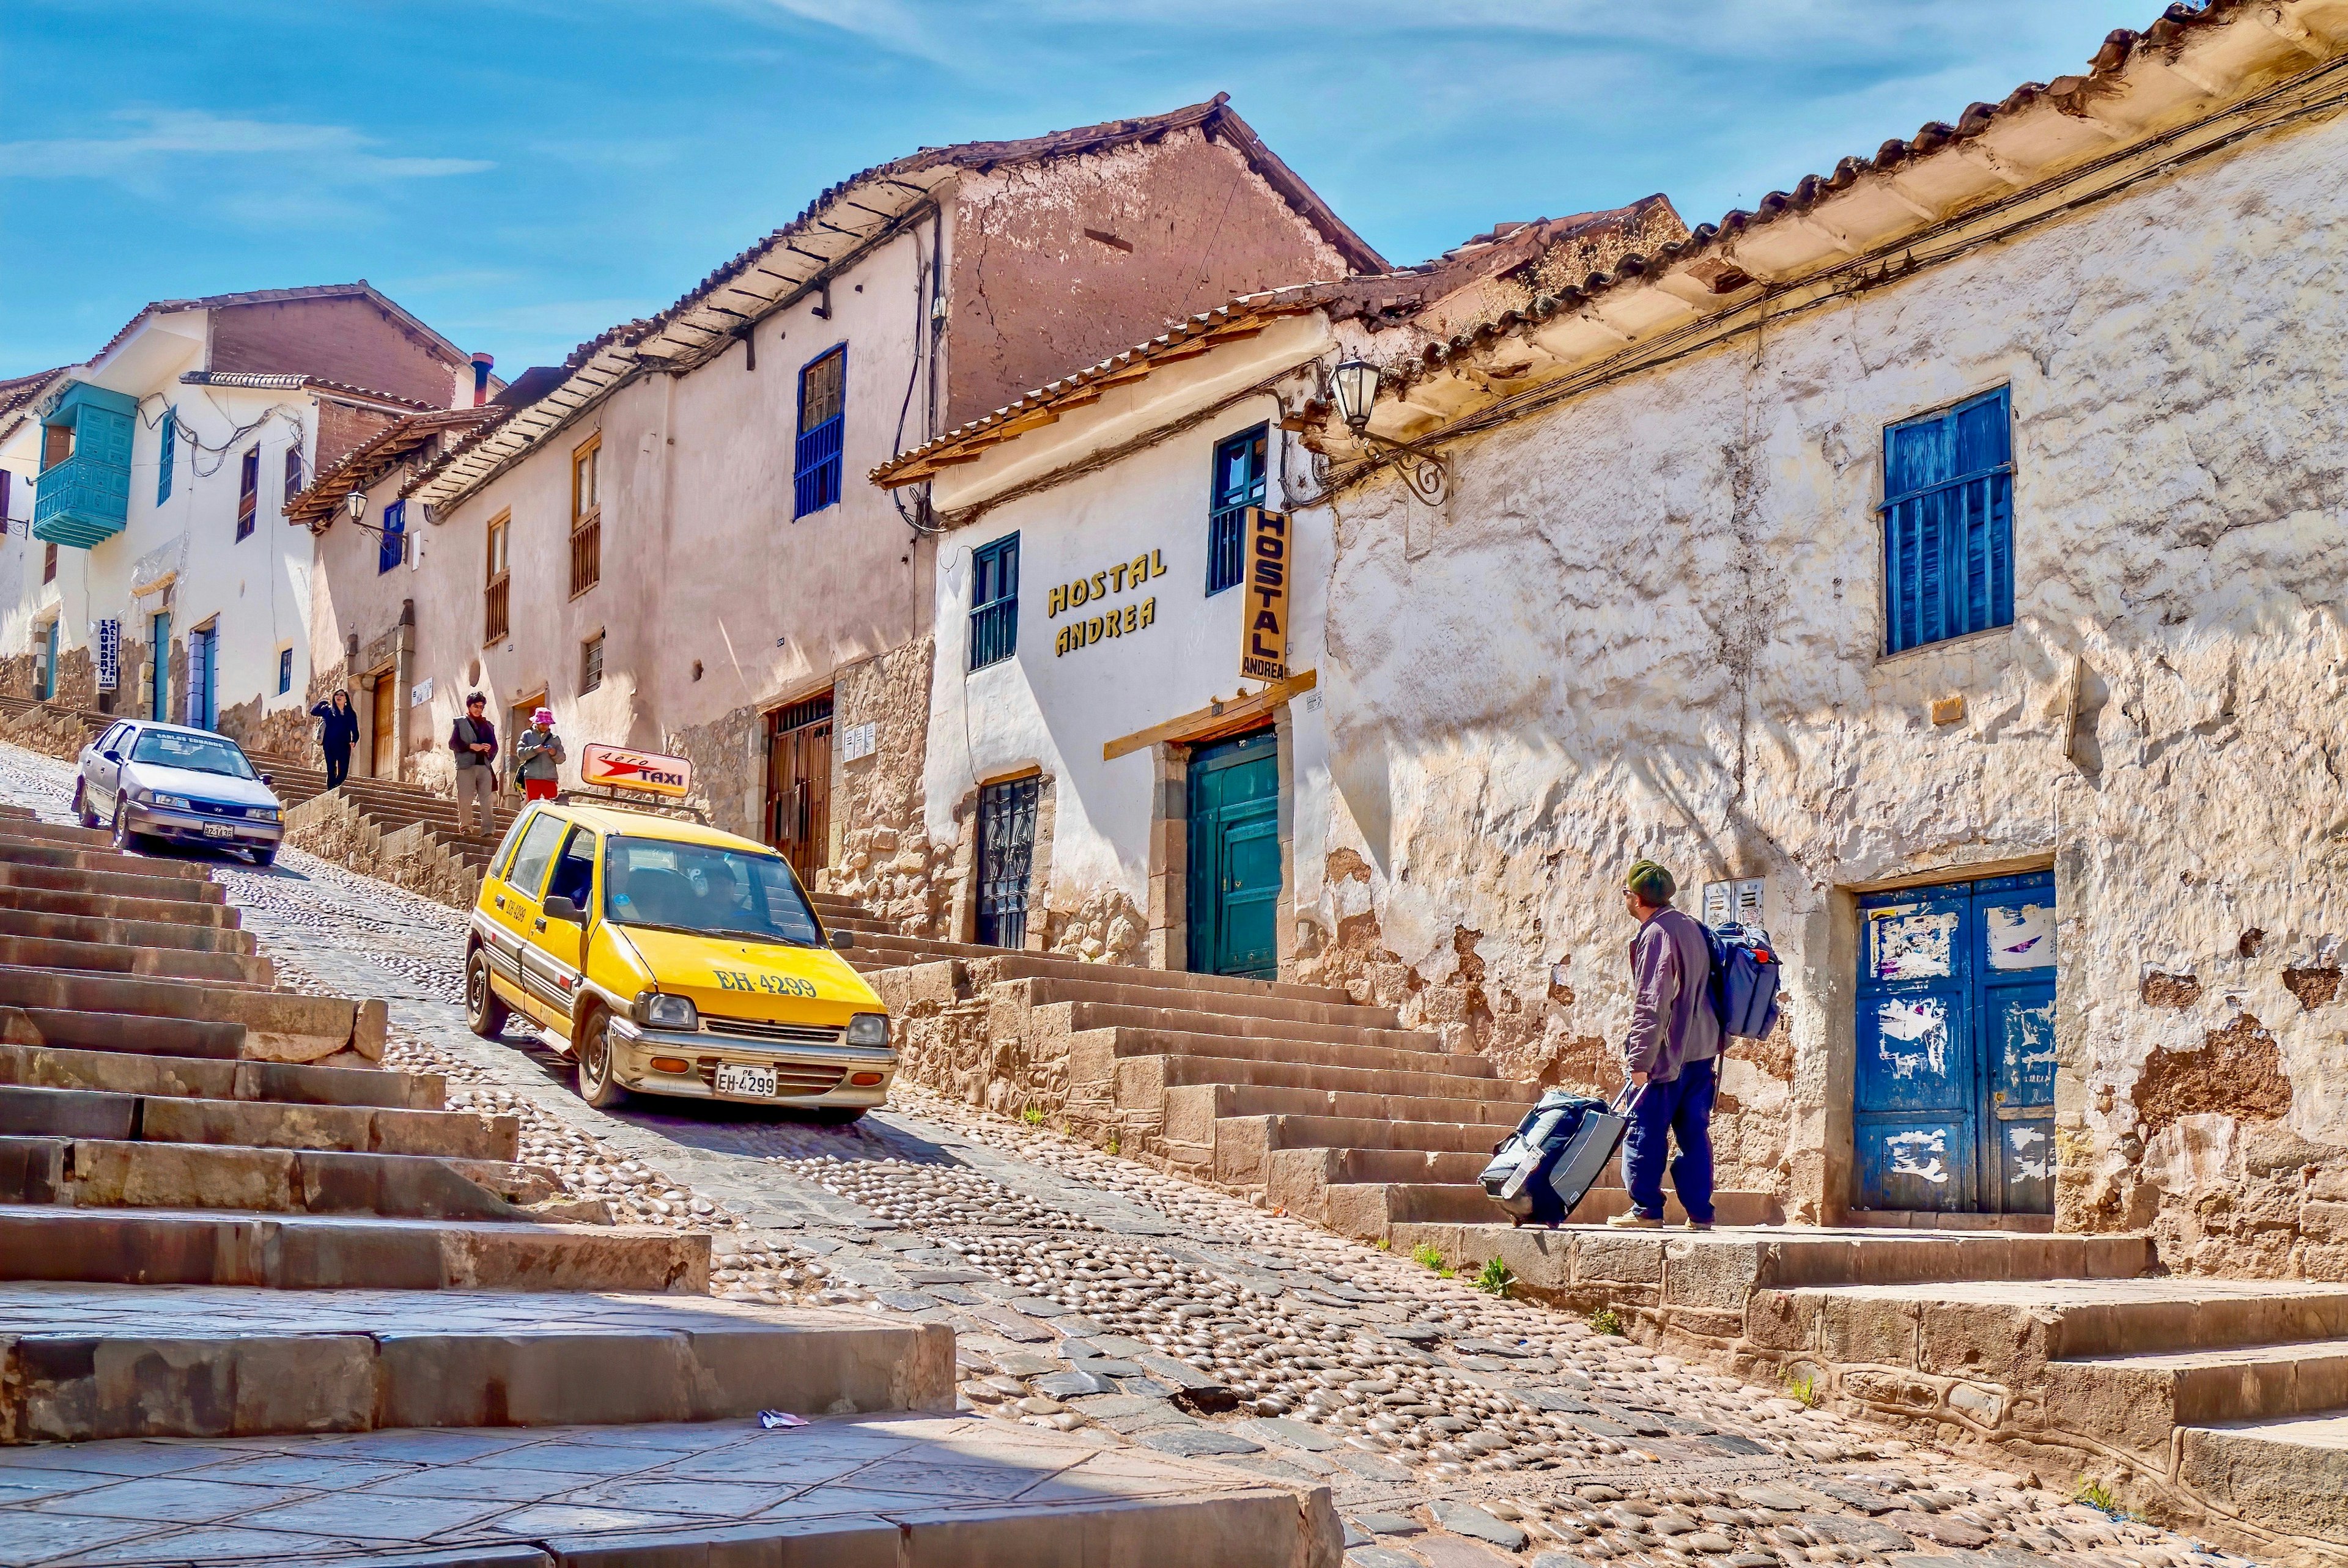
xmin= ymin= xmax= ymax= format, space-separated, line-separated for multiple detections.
xmin=714 ymin=1062 xmax=777 ymax=1098
xmin=201 ymin=823 xmax=235 ymax=839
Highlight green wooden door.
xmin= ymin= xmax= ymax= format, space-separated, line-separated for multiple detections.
xmin=1187 ymin=729 xmax=1280 ymax=979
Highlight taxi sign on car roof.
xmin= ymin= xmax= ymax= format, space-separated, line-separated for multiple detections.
xmin=579 ymin=743 xmax=692 ymax=799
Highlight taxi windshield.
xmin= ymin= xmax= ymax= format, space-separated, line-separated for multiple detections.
xmin=601 ymin=836 xmax=822 ymax=946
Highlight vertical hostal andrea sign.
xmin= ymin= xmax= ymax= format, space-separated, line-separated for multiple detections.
xmin=1239 ymin=507 xmax=1289 ymax=682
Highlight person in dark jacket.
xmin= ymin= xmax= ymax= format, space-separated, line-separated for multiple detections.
xmin=1610 ymin=859 xmax=1722 ymax=1231
xmin=308 ymin=690 xmax=360 ymax=789
xmin=449 ymin=693 xmax=500 ymax=837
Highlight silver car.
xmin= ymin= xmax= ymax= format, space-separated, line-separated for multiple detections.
xmin=72 ymin=721 xmax=286 ymax=867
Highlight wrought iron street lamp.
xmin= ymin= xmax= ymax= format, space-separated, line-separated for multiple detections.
xmin=1324 ymin=357 xmax=1450 ymax=504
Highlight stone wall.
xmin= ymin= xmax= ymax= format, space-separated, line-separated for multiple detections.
xmin=829 ymin=639 xmax=951 ymax=936
xmin=1299 ymin=107 xmax=2348 ymax=1258
xmin=282 ymin=789 xmax=481 ymax=910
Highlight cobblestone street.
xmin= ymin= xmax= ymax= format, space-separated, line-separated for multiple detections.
xmin=0 ymin=742 xmax=2254 ymax=1568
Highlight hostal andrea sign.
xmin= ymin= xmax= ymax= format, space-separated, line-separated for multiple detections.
xmin=1049 ymin=548 xmax=1166 ymax=658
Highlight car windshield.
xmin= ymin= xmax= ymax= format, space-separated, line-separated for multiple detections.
xmin=601 ymin=836 xmax=822 ymax=946
xmin=129 ymin=730 xmax=256 ymax=780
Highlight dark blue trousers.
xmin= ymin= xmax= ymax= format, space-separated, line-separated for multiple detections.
xmin=1621 ymin=1056 xmax=1716 ymax=1223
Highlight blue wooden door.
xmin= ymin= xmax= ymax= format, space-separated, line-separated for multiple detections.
xmin=1187 ymin=729 xmax=1280 ymax=979
xmin=39 ymin=622 xmax=58 ymax=701
xmin=149 ymin=613 xmax=170 ymax=720
xmin=188 ymin=626 xmax=216 ymax=731
xmin=1855 ymin=873 xmax=2056 ymax=1214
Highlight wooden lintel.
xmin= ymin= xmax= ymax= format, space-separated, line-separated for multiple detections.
xmin=1102 ymin=669 xmax=1318 ymax=762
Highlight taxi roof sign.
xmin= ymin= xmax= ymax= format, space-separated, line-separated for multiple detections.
xmin=580 ymin=743 xmax=693 ymax=799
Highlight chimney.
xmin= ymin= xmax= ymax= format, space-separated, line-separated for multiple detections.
xmin=470 ymin=352 xmax=495 ymax=407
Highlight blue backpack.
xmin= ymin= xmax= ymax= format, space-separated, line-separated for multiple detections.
xmin=1703 ymin=922 xmax=1782 ymax=1040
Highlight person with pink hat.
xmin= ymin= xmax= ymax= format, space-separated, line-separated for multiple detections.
xmin=515 ymin=705 xmax=566 ymax=802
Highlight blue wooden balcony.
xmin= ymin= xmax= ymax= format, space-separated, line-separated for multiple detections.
xmin=32 ymin=383 xmax=136 ymax=550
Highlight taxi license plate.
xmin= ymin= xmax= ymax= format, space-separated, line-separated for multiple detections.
xmin=714 ymin=1062 xmax=777 ymax=1098
xmin=201 ymin=823 xmax=235 ymax=839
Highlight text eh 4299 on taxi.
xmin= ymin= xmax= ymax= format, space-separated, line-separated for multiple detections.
xmin=463 ymin=744 xmax=894 ymax=1118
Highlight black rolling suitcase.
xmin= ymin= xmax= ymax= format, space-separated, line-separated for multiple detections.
xmin=1478 ymin=1083 xmax=1644 ymax=1228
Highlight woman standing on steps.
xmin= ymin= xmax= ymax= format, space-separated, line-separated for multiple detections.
xmin=308 ymin=690 xmax=360 ymax=790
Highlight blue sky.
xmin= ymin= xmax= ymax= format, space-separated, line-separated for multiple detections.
xmin=0 ymin=1 xmax=2161 ymax=380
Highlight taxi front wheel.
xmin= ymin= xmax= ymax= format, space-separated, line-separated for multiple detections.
xmin=577 ymin=1010 xmax=630 ymax=1109
xmin=465 ymin=949 xmax=511 ymax=1041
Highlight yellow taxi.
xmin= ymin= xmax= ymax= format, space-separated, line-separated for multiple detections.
xmin=462 ymin=793 xmax=895 ymax=1120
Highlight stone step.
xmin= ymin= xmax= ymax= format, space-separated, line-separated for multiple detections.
xmin=0 ymin=857 xmax=227 ymax=906
xmin=0 ymin=1409 xmax=1338 ymax=1567
xmin=1079 ymin=1019 xmax=1489 ymax=1079
xmin=0 ymin=1203 xmax=707 ymax=1291
xmin=1118 ymin=1047 xmax=1536 ymax=1108
xmin=0 ymin=1040 xmax=443 ymax=1111
xmin=0 ymin=1283 xmax=952 ymax=1443
xmin=2179 ymin=1409 xmax=2348 ymax=1545
xmin=0 ymin=1001 xmax=253 ymax=1063
xmin=0 ymin=929 xmax=270 ymax=986
xmin=0 ymin=820 xmax=113 ymax=849
xmin=1189 ymin=1093 xmax=1532 ymax=1141
xmin=0 ymin=900 xmax=257 ymax=955
xmin=0 ymin=1136 xmax=567 ymax=1223
xmin=0 ymin=878 xmax=243 ymax=929
xmin=1054 ymin=984 xmax=1412 ymax=1035
xmin=1324 ymin=1179 xmax=1787 ymax=1233
xmin=0 ymin=968 xmax=384 ymax=1064
xmin=2053 ymin=1339 xmax=2348 ymax=1451
xmin=868 ymin=942 xmax=1358 ymax=1006
xmin=0 ymin=837 xmax=216 ymax=882
xmin=0 ymin=1083 xmax=512 ymax=1160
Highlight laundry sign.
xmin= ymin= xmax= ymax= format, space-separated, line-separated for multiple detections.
xmin=94 ymin=619 xmax=120 ymax=692
xmin=1238 ymin=506 xmax=1290 ymax=682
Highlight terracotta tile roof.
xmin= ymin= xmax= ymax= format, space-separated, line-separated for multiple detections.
xmin=869 ymin=196 xmax=1685 ymax=486
xmin=413 ymin=96 xmax=1379 ymax=509
xmin=178 ymin=370 xmax=437 ymax=411
xmin=284 ymin=403 xmax=508 ymax=531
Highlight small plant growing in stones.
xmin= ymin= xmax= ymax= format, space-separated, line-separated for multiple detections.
xmin=1472 ymin=1258 xmax=1513 ymax=1297
xmin=1587 ymin=1305 xmax=1625 ymax=1336
xmin=2074 ymin=1477 xmax=2133 ymax=1518
xmin=1021 ymin=1106 xmax=1045 ymax=1127
xmin=1375 ymin=1237 xmax=1391 ymax=1251
xmin=1411 ymin=1242 xmax=1454 ymax=1277
xmin=1782 ymin=1371 xmax=1823 ymax=1408
xmin=1103 ymin=1135 xmax=1119 ymax=1156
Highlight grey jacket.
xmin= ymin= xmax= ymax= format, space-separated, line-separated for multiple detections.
xmin=515 ymin=727 xmax=566 ymax=782
xmin=1622 ymin=905 xmax=1722 ymax=1083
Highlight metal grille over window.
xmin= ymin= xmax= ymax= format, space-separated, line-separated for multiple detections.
xmin=1207 ymin=425 xmax=1267 ymax=595
xmin=976 ymin=775 xmax=1039 ymax=949
xmin=580 ymin=632 xmax=604 ymax=695
xmin=1881 ymin=387 xmax=2013 ymax=655
xmin=794 ymin=347 xmax=846 ymax=518
xmin=968 ymin=532 xmax=1019 ymax=671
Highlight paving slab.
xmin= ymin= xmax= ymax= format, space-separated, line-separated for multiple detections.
xmin=0 ymin=1412 xmax=1342 ymax=1567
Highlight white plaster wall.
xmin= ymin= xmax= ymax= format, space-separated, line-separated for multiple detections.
xmin=923 ymin=392 xmax=1331 ymax=915
xmin=1303 ymin=109 xmax=2348 ymax=1235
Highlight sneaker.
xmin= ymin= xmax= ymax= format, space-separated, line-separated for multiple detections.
xmin=1606 ymin=1211 xmax=1664 ymax=1229
xmin=1685 ymin=1220 xmax=1715 ymax=1232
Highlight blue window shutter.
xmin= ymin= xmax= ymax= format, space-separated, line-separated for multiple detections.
xmin=793 ymin=347 xmax=846 ymax=518
xmin=969 ymin=533 xmax=1019 ymax=670
xmin=1206 ymin=425 xmax=1268 ymax=595
xmin=157 ymin=410 xmax=175 ymax=506
xmin=378 ymin=499 xmax=405 ymax=575
xmin=1882 ymin=387 xmax=2013 ymax=655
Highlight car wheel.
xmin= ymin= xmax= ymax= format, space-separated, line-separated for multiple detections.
xmin=109 ymin=798 xmax=141 ymax=855
xmin=249 ymin=847 xmax=277 ymax=869
xmin=575 ymin=1009 xmax=629 ymax=1109
xmin=72 ymin=779 xmax=97 ymax=830
xmin=464 ymin=948 xmax=512 ymax=1041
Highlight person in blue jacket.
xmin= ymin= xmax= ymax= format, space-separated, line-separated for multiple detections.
xmin=308 ymin=690 xmax=361 ymax=789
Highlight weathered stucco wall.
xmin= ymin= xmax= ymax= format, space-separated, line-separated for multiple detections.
xmin=1303 ymin=109 xmax=2348 ymax=1263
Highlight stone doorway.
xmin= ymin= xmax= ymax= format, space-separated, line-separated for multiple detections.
xmin=765 ymin=691 xmax=833 ymax=884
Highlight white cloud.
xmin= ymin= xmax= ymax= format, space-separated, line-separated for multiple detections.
xmin=0 ymin=109 xmax=492 ymax=184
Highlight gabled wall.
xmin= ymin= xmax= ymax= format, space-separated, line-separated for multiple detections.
xmin=212 ymin=296 xmax=465 ymax=408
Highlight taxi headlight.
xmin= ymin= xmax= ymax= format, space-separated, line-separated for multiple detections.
xmin=846 ymin=1012 xmax=890 ymax=1048
xmin=634 ymin=992 xmax=699 ymax=1031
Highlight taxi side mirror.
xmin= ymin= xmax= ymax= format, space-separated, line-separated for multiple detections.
xmin=830 ymin=930 xmax=855 ymax=951
xmin=542 ymin=895 xmax=583 ymax=922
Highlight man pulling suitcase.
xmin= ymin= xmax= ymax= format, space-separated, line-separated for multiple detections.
xmin=1608 ymin=859 xmax=1722 ymax=1231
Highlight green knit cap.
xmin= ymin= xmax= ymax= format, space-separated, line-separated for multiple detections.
xmin=1626 ymin=859 xmax=1677 ymax=905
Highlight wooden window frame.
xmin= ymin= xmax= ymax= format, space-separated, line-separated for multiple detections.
xmin=1206 ymin=424 xmax=1267 ymax=596
xmin=792 ymin=346 xmax=846 ymax=518
xmin=156 ymin=409 xmax=175 ymax=506
xmin=967 ymin=532 xmax=1019 ymax=671
xmin=42 ymin=542 xmax=57 ymax=585
xmin=570 ymin=435 xmax=601 ymax=597
xmin=580 ymin=631 xmax=605 ymax=696
xmin=377 ymin=498 xmax=405 ymax=575
xmin=235 ymin=447 xmax=260 ymax=540
xmin=1880 ymin=386 xmax=2015 ymax=657
xmin=282 ymin=443 xmax=304 ymax=507
xmin=484 ymin=510 xmax=511 ymax=646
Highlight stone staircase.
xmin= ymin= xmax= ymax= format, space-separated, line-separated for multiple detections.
xmin=265 ymin=755 xmax=509 ymax=906
xmin=0 ymin=803 xmax=1338 ymax=1565
xmin=838 ymin=897 xmax=1784 ymax=1240
xmin=0 ymin=694 xmax=108 ymax=762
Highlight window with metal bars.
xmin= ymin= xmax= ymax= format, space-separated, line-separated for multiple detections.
xmin=580 ymin=631 xmax=605 ymax=695
xmin=484 ymin=512 xmax=510 ymax=644
xmin=968 ymin=532 xmax=1019 ymax=671
xmin=976 ymin=775 xmax=1039 ymax=949
xmin=570 ymin=436 xmax=600 ymax=596
xmin=235 ymin=448 xmax=259 ymax=540
xmin=378 ymin=499 xmax=405 ymax=575
xmin=794 ymin=347 xmax=846 ymax=518
xmin=1881 ymin=387 xmax=2014 ymax=655
xmin=1206 ymin=424 xmax=1267 ymax=595
xmin=283 ymin=443 xmax=303 ymax=507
